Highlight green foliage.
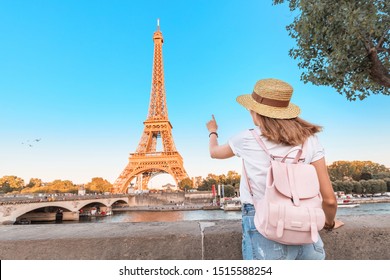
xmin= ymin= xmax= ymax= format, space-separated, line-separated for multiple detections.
xmin=351 ymin=181 xmax=363 ymax=194
xmin=85 ymin=177 xmax=113 ymax=193
xmin=273 ymin=0 xmax=390 ymax=100
xmin=0 ymin=175 xmax=25 ymax=193
xmin=178 ymin=177 xmax=193 ymax=191
xmin=372 ymin=171 xmax=390 ymax=179
xmin=20 ymin=179 xmax=78 ymax=194
xmin=328 ymin=160 xmax=389 ymax=181
xmin=21 ymin=178 xmax=44 ymax=194
xmin=197 ymin=180 xmax=216 ymax=191
xmin=45 ymin=180 xmax=78 ymax=193
xmin=197 ymin=171 xmax=241 ymax=191
xmin=332 ymin=178 xmax=386 ymax=194
xmin=332 ymin=180 xmax=354 ymax=194
xmin=384 ymin=178 xmax=390 ymax=191
xmin=360 ymin=179 xmax=387 ymax=194
xmin=26 ymin=178 xmax=42 ymax=189
xmin=360 ymin=172 xmax=373 ymax=180
xmin=223 ymin=185 xmax=236 ymax=197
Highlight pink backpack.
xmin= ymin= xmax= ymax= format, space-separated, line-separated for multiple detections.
xmin=243 ymin=130 xmax=325 ymax=245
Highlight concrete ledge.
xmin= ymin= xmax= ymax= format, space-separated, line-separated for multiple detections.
xmin=0 ymin=215 xmax=388 ymax=260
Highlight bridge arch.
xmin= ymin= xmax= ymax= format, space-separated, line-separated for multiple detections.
xmin=12 ymin=202 xmax=74 ymax=220
xmin=120 ymin=167 xmax=177 ymax=193
xmin=0 ymin=195 xmax=130 ymax=224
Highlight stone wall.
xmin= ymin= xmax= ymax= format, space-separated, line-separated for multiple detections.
xmin=128 ymin=192 xmax=214 ymax=206
xmin=0 ymin=215 xmax=388 ymax=260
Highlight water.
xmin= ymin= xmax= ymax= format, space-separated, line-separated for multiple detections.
xmin=73 ymin=202 xmax=389 ymax=224
xmin=78 ymin=209 xmax=242 ymax=224
xmin=336 ymin=202 xmax=390 ymax=216
xmin=25 ymin=202 xmax=389 ymax=225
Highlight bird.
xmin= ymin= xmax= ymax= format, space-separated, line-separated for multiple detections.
xmin=21 ymin=138 xmax=42 ymax=147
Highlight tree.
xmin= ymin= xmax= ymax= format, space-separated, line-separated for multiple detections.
xmin=360 ymin=179 xmax=387 ymax=194
xmin=197 ymin=178 xmax=217 ymax=191
xmin=198 ymin=173 xmax=219 ymax=191
xmin=178 ymin=178 xmax=193 ymax=191
xmin=360 ymin=172 xmax=373 ymax=180
xmin=26 ymin=178 xmax=42 ymax=189
xmin=352 ymin=181 xmax=363 ymax=194
xmin=226 ymin=170 xmax=241 ymax=187
xmin=0 ymin=175 xmax=25 ymax=193
xmin=45 ymin=179 xmax=77 ymax=193
xmin=21 ymin=178 xmax=43 ymax=194
xmin=384 ymin=178 xmax=390 ymax=191
xmin=328 ymin=160 xmax=389 ymax=181
xmin=223 ymin=185 xmax=236 ymax=197
xmin=273 ymin=0 xmax=390 ymax=100
xmin=373 ymin=171 xmax=390 ymax=179
xmin=197 ymin=171 xmax=241 ymax=191
xmin=85 ymin=177 xmax=113 ymax=193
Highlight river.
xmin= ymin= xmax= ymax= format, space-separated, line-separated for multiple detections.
xmin=60 ymin=202 xmax=390 ymax=224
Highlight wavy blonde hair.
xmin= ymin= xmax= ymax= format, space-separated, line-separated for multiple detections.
xmin=252 ymin=112 xmax=322 ymax=146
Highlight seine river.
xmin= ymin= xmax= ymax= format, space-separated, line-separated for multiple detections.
xmin=70 ymin=202 xmax=390 ymax=224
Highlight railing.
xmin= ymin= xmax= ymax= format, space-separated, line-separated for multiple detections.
xmin=130 ymin=152 xmax=180 ymax=157
xmin=0 ymin=194 xmax=129 ymax=206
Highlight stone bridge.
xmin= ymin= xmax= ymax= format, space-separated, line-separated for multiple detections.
xmin=0 ymin=195 xmax=129 ymax=225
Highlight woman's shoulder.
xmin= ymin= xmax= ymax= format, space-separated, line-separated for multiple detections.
xmin=304 ymin=134 xmax=325 ymax=162
xmin=305 ymin=134 xmax=322 ymax=147
xmin=230 ymin=128 xmax=258 ymax=139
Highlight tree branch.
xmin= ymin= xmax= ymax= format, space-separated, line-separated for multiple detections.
xmin=377 ymin=47 xmax=390 ymax=54
xmin=376 ymin=26 xmax=389 ymax=49
xmin=368 ymin=48 xmax=390 ymax=87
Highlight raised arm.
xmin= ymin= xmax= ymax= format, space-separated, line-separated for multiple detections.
xmin=206 ymin=115 xmax=234 ymax=159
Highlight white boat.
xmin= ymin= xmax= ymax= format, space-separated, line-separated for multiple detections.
xmin=221 ymin=198 xmax=242 ymax=211
xmin=337 ymin=199 xmax=360 ymax=208
xmin=338 ymin=203 xmax=360 ymax=208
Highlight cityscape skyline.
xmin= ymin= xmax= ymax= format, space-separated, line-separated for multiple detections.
xmin=1 ymin=1 xmax=389 ymax=187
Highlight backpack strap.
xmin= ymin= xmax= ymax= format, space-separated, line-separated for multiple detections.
xmin=249 ymin=129 xmax=274 ymax=160
xmin=242 ymin=159 xmax=254 ymax=197
xmin=282 ymin=147 xmax=303 ymax=164
xmin=251 ymin=129 xmax=305 ymax=163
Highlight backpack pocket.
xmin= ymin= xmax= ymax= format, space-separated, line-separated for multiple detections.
xmin=255 ymin=200 xmax=325 ymax=245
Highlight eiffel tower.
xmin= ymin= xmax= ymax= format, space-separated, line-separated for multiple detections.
xmin=113 ymin=20 xmax=188 ymax=193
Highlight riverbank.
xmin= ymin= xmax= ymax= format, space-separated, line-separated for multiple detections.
xmin=345 ymin=197 xmax=390 ymax=204
xmin=113 ymin=204 xmax=220 ymax=212
xmin=113 ymin=197 xmax=390 ymax=212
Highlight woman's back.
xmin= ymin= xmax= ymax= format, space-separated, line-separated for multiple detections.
xmin=229 ymin=127 xmax=325 ymax=204
xmin=206 ymin=78 xmax=342 ymax=260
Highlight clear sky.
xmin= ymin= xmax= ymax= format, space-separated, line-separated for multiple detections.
xmin=1 ymin=0 xmax=389 ymax=187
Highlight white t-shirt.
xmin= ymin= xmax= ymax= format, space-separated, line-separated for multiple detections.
xmin=228 ymin=127 xmax=325 ymax=205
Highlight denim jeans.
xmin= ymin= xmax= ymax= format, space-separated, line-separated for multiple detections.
xmin=241 ymin=203 xmax=326 ymax=260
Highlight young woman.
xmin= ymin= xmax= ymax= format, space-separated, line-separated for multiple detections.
xmin=206 ymin=78 xmax=343 ymax=260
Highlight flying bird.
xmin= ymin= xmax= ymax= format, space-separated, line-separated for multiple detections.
xmin=22 ymin=138 xmax=42 ymax=147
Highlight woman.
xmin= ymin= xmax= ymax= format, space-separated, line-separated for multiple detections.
xmin=206 ymin=78 xmax=343 ymax=260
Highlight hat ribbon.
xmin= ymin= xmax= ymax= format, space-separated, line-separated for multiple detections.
xmin=251 ymin=92 xmax=290 ymax=108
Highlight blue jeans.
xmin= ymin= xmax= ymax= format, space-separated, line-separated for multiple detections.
xmin=241 ymin=203 xmax=326 ymax=260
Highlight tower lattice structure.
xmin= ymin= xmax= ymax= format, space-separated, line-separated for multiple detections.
xmin=113 ymin=21 xmax=188 ymax=193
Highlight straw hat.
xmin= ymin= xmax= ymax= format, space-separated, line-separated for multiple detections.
xmin=236 ymin=78 xmax=300 ymax=119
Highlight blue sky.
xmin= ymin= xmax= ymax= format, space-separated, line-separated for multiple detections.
xmin=1 ymin=0 xmax=389 ymax=186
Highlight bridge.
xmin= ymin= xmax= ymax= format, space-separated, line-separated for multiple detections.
xmin=0 ymin=194 xmax=130 ymax=225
